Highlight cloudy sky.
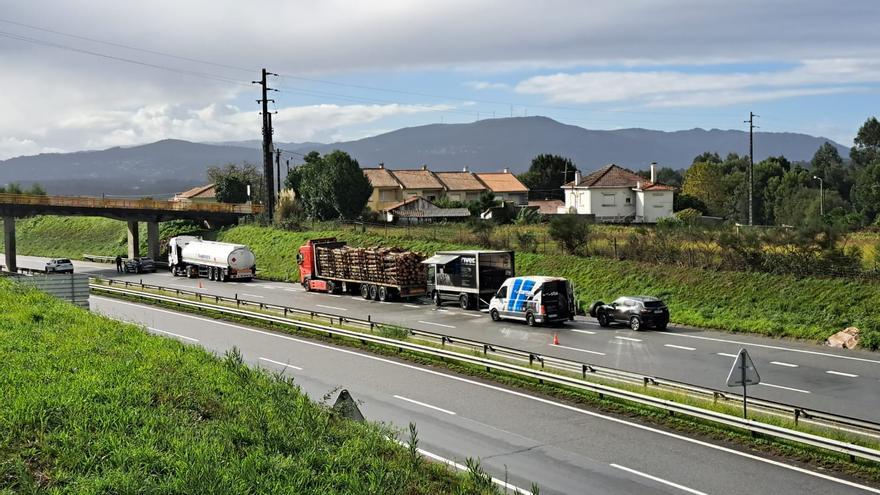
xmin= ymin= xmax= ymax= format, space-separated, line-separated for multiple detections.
xmin=0 ymin=0 xmax=878 ymax=160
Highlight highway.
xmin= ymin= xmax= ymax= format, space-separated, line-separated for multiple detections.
xmin=91 ymin=295 xmax=880 ymax=495
xmin=15 ymin=254 xmax=880 ymax=421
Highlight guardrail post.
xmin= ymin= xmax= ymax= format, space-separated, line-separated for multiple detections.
xmin=794 ymin=409 xmax=801 ymax=426
xmin=441 ymin=336 xmax=447 ymax=347
xmin=582 ymin=364 xmax=587 ymax=379
xmin=284 ymin=307 xmax=288 ymax=317
xmin=198 ymin=293 xmax=202 ymax=301
xmin=368 ymin=315 xmax=374 ymax=331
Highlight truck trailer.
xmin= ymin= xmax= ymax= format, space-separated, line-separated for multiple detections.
xmin=423 ymin=249 xmax=514 ymax=310
xmin=169 ymin=236 xmax=256 ymax=282
xmin=297 ymin=238 xmax=427 ymax=301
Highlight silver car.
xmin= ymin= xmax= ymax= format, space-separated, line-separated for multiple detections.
xmin=45 ymin=258 xmax=74 ymax=274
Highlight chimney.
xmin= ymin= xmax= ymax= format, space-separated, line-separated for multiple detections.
xmin=462 ymin=165 xmax=468 ymax=172
xmin=421 ymin=164 xmax=428 ymax=171
xmin=636 ymin=180 xmax=641 ymax=190
xmin=650 ymin=162 xmax=656 ymax=183
xmin=503 ymin=167 xmax=509 ymax=174
xmin=574 ymin=170 xmax=581 ymax=185
xmin=378 ymin=163 xmax=384 ymax=169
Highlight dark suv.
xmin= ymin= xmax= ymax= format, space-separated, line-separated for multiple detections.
xmin=589 ymin=296 xmax=669 ymax=331
xmin=124 ymin=257 xmax=156 ymax=274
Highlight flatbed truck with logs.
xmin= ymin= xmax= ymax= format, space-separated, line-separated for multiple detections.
xmin=297 ymin=238 xmax=427 ymax=301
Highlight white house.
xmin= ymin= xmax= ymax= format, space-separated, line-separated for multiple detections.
xmin=560 ymin=164 xmax=674 ymax=223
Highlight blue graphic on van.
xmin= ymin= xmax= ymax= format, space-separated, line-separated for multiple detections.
xmin=506 ymin=277 xmax=535 ymax=312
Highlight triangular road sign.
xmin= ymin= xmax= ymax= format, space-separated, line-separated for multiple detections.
xmin=726 ymin=348 xmax=760 ymax=387
xmin=332 ymin=389 xmax=365 ymax=422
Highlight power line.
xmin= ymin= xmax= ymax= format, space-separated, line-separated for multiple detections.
xmin=0 ymin=30 xmax=251 ymax=87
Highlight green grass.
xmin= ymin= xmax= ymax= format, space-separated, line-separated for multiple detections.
xmin=7 ymin=215 xmax=880 ymax=348
xmin=0 ymin=279 xmax=502 ymax=494
xmin=216 ymin=225 xmax=880 ymax=349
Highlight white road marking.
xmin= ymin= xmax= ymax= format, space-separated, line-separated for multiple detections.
xmin=717 ymin=352 xmax=738 ymax=358
xmin=146 ymin=327 xmax=199 ymax=343
xmin=258 ymin=356 xmax=303 ymax=371
xmin=771 ymin=361 xmax=799 ymax=368
xmin=393 ymin=395 xmax=456 ymax=415
xmin=404 ymin=304 xmax=422 ymax=309
xmin=759 ymin=383 xmax=811 ymax=394
xmin=827 ymin=370 xmax=859 ymax=378
xmin=316 ymin=304 xmax=348 ymax=311
xmin=667 ymin=332 xmax=880 ymax=365
xmin=610 ymin=464 xmax=708 ymax=495
xmin=327 ymin=294 xmax=343 ymax=298
xmin=94 ymin=297 xmax=880 ymax=494
xmin=418 ymin=320 xmax=456 ymax=329
xmin=569 ymin=329 xmax=597 ymax=335
xmin=615 ymin=336 xmax=642 ymax=342
xmin=553 ymin=344 xmax=606 ymax=356
xmin=283 ymin=288 xmax=298 ymax=292
xmin=410 ymin=445 xmax=531 ymax=494
xmin=240 ymin=293 xmax=264 ymax=299
xmin=664 ymin=344 xmax=696 ymax=351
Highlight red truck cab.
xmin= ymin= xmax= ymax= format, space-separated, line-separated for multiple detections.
xmin=296 ymin=237 xmax=340 ymax=292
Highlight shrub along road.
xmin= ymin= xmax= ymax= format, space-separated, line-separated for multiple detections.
xmin=25 ymin=254 xmax=880 ymax=422
xmin=91 ymin=295 xmax=880 ymax=495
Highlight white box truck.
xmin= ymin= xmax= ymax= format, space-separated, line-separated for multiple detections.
xmin=168 ymin=236 xmax=256 ymax=282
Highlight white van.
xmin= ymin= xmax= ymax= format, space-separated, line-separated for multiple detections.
xmin=489 ymin=276 xmax=576 ymax=326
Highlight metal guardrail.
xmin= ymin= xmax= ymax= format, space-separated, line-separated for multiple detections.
xmin=0 ymin=193 xmax=262 ymax=214
xmin=89 ymin=276 xmax=880 ymax=440
xmin=82 ymin=255 xmax=169 ymax=269
xmin=90 ymin=281 xmax=880 ymax=463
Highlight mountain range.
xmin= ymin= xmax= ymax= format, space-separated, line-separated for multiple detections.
xmin=0 ymin=117 xmax=847 ymax=196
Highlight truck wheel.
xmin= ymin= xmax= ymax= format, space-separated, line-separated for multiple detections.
xmin=432 ymin=291 xmax=442 ymax=307
xmin=589 ymin=301 xmax=603 ymax=318
xmin=459 ymin=294 xmax=471 ymax=310
xmin=490 ymin=309 xmax=501 ymax=321
xmin=360 ymin=284 xmax=370 ymax=299
xmin=629 ymin=316 xmax=641 ymax=331
xmin=378 ymin=286 xmax=388 ymax=302
xmin=303 ymin=277 xmax=311 ymax=291
xmin=526 ymin=312 xmax=537 ymax=327
xmin=368 ymin=284 xmax=379 ymax=300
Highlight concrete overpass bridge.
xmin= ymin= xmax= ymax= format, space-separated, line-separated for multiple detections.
xmin=0 ymin=193 xmax=262 ymax=272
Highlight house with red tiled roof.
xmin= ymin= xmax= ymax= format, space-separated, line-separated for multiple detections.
xmin=560 ymin=164 xmax=674 ymax=223
xmin=475 ymin=170 xmax=529 ymax=205
xmin=172 ymin=184 xmax=216 ymax=204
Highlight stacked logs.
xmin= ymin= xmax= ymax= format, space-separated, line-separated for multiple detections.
xmin=316 ymin=245 xmax=425 ymax=286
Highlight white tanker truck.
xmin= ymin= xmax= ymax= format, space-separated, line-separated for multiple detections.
xmin=168 ymin=236 xmax=256 ymax=282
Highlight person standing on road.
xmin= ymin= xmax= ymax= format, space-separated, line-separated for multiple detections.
xmin=115 ymin=255 xmax=122 ymax=273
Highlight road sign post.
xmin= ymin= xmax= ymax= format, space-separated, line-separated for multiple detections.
xmin=726 ymin=348 xmax=760 ymax=418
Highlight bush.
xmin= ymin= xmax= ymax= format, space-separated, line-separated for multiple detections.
xmin=516 ymin=231 xmax=538 ymax=253
xmin=549 ymin=215 xmax=590 ymax=255
xmin=513 ymin=207 xmax=542 ymax=225
xmin=675 ymin=208 xmax=702 ymax=223
xmin=470 ymin=220 xmax=494 ymax=248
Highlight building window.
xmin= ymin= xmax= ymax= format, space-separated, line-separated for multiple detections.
xmin=625 ymin=197 xmax=631 ymax=204
xmin=601 ymin=193 xmax=616 ymax=207
xmin=380 ymin=190 xmax=396 ymax=201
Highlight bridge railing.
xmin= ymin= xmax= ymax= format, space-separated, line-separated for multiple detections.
xmin=0 ymin=193 xmax=262 ymax=215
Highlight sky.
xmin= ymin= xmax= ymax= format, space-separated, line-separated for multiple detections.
xmin=0 ymin=0 xmax=878 ymax=160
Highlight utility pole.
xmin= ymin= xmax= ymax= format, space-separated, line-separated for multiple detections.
xmin=253 ymin=68 xmax=278 ymax=219
xmin=744 ymin=112 xmax=759 ymax=226
xmin=275 ymin=149 xmax=281 ymax=195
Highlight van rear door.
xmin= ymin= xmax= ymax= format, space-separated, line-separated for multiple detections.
xmin=540 ymin=280 xmax=571 ymax=318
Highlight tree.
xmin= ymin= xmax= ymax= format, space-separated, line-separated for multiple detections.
xmin=549 ymin=215 xmax=591 ymax=255
xmin=5 ymin=183 xmax=22 ymax=194
xmin=673 ymin=193 xmax=707 ymax=214
xmin=681 ymin=161 xmax=727 ymax=216
xmin=517 ymin=154 xmax=578 ymax=200
xmin=851 ymin=161 xmax=880 ymax=224
xmin=213 ymin=175 xmax=248 ymax=203
xmin=284 ymin=150 xmax=372 ymax=220
xmin=692 ymin=151 xmax=721 ymax=166
xmin=207 ymin=162 xmax=264 ymax=204
xmin=26 ymin=183 xmax=47 ymax=196
xmin=811 ymin=142 xmax=853 ymax=203
xmin=851 ymin=116 xmax=880 ymax=167
xmin=476 ymin=190 xmax=500 ymax=214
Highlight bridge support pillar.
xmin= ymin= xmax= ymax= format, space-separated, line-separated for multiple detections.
xmin=147 ymin=221 xmax=160 ymax=261
xmin=127 ymin=221 xmax=140 ymax=259
xmin=3 ymin=216 xmax=15 ymax=272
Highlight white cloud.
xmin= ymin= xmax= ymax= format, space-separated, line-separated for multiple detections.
xmin=514 ymin=59 xmax=880 ymax=107
xmin=0 ymin=137 xmax=63 ymax=159
xmin=464 ymin=81 xmax=510 ymax=91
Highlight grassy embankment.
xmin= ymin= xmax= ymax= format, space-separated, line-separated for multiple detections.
xmin=0 ymin=278 xmax=503 ymax=494
xmin=218 ymin=225 xmax=880 ymax=349
xmin=6 ymin=215 xmax=880 ymax=348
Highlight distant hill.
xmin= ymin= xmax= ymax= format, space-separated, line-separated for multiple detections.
xmin=0 ymin=117 xmax=847 ymax=195
xmin=296 ymin=117 xmax=848 ymax=171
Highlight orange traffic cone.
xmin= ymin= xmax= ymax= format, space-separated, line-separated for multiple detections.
xmin=553 ymin=333 xmax=560 ymax=345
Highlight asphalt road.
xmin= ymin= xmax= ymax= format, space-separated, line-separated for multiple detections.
xmin=15 ymin=254 xmax=880 ymax=421
xmin=90 ymin=295 xmax=880 ymax=495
